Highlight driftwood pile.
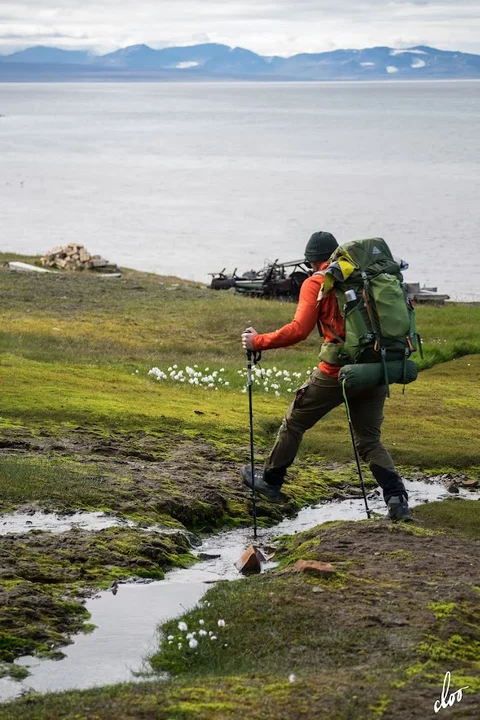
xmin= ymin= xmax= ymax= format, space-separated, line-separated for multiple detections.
xmin=41 ymin=244 xmax=118 ymax=273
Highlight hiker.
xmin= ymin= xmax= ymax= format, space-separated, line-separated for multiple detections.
xmin=241 ymin=231 xmax=411 ymax=522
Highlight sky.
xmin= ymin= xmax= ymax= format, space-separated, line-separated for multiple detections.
xmin=0 ymin=0 xmax=479 ymax=57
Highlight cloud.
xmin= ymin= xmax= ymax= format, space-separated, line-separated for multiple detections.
xmin=0 ymin=1 xmax=479 ymax=56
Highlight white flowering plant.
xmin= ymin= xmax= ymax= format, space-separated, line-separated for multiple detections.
xmin=151 ymin=608 xmax=229 ymax=675
xmin=147 ymin=363 xmax=317 ymax=398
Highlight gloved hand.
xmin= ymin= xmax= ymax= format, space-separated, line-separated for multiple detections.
xmin=242 ymin=327 xmax=258 ymax=351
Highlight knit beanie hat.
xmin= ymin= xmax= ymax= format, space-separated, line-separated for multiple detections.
xmin=304 ymin=231 xmax=338 ymax=263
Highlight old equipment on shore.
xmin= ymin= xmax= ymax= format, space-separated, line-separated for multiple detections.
xmin=209 ymin=258 xmax=449 ymax=305
xmin=209 ymin=259 xmax=311 ymax=300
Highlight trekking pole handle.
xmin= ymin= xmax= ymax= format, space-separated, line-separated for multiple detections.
xmin=243 ymin=329 xmax=261 ymax=371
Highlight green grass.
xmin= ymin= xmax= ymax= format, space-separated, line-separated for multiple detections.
xmin=150 ymin=502 xmax=480 ymax=682
xmin=1 ymin=353 xmax=478 ymax=470
xmin=0 ymin=455 xmax=106 ymax=510
xmin=0 ymin=256 xmax=479 ymax=714
xmin=0 ymin=258 xmax=478 ymax=370
xmin=150 ymin=575 xmax=361 ymax=679
xmin=0 ymin=258 xmax=479 ymax=477
xmin=0 ymin=674 xmax=390 ymax=720
xmin=414 ymin=498 xmax=480 ymax=539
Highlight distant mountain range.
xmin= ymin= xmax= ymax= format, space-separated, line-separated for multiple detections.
xmin=1 ymin=43 xmax=479 ymax=81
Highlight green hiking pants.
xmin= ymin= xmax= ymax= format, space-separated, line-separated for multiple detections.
xmin=264 ymin=369 xmax=404 ymax=500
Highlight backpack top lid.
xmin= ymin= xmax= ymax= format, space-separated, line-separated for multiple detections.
xmin=319 ymin=238 xmax=403 ymax=298
xmin=331 ymin=237 xmax=401 ymax=274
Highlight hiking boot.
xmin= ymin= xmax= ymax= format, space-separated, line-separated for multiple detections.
xmin=387 ymin=495 xmax=412 ymax=522
xmin=241 ymin=466 xmax=285 ymax=504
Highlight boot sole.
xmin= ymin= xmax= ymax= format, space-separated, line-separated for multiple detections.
xmin=388 ymin=513 xmax=414 ymax=523
xmin=241 ymin=477 xmax=285 ymax=504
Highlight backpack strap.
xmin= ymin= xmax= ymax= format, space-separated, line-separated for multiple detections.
xmin=313 ymin=270 xmax=345 ymax=344
xmin=316 ymin=319 xmax=345 ymax=344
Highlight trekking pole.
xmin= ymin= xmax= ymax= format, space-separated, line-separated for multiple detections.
xmin=246 ymin=347 xmax=258 ymax=539
xmin=341 ymin=380 xmax=372 ymax=519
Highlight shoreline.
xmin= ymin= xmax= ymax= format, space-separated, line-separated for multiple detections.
xmin=2 ymin=254 xmax=478 ymax=304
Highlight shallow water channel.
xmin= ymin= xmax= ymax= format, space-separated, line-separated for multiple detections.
xmin=0 ymin=511 xmax=134 ymax=535
xmin=0 ymin=479 xmax=478 ymax=703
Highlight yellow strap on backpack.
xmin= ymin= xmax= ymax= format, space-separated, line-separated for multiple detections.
xmin=317 ymin=251 xmax=357 ymax=301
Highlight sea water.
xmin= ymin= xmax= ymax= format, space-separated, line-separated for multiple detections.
xmin=0 ymin=80 xmax=479 ymax=299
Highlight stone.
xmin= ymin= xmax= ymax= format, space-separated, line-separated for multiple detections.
xmin=235 ymin=545 xmax=265 ymax=575
xmin=292 ymin=560 xmax=336 ymax=576
xmin=40 ymin=245 xmax=118 ymax=273
xmin=462 ymin=479 xmax=479 ymax=488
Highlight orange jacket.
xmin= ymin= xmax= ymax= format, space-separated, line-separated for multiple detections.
xmin=251 ymin=267 xmax=344 ymax=378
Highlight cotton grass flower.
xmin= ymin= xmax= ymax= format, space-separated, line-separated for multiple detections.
xmin=189 ymin=638 xmax=198 ymax=649
xmin=178 ymin=621 xmax=188 ymax=632
xmin=148 ymin=362 xmax=316 ymax=398
xmin=217 ymin=619 xmax=226 ymax=627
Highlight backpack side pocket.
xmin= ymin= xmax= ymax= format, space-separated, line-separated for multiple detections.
xmin=370 ymin=273 xmax=410 ymax=339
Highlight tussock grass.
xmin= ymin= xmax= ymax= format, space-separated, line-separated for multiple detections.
xmin=414 ymin=499 xmax=480 ymax=539
xmin=0 ymin=456 xmax=105 ymax=510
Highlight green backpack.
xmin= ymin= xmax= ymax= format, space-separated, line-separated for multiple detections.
xmin=318 ymin=237 xmax=422 ymax=389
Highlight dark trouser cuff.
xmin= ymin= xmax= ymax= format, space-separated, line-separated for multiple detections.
xmin=370 ymin=463 xmax=408 ymax=502
xmin=264 ymin=467 xmax=286 ymax=487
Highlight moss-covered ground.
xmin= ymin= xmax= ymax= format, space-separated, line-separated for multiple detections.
xmin=0 ymin=255 xmax=479 ymax=714
xmin=2 ymin=500 xmax=479 ymax=718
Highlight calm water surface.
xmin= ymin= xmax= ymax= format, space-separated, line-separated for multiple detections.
xmin=0 ymin=81 xmax=479 ymax=299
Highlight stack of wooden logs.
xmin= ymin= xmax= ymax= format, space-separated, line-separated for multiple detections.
xmin=41 ymin=244 xmax=118 ymax=272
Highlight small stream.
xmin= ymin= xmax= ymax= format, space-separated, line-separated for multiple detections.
xmin=0 ymin=511 xmax=135 ymax=535
xmin=0 ymin=480 xmax=478 ymax=703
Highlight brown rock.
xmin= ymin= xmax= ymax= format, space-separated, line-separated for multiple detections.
xmin=462 ymin=479 xmax=479 ymax=488
xmin=235 ymin=545 xmax=265 ymax=575
xmin=293 ymin=560 xmax=336 ymax=576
